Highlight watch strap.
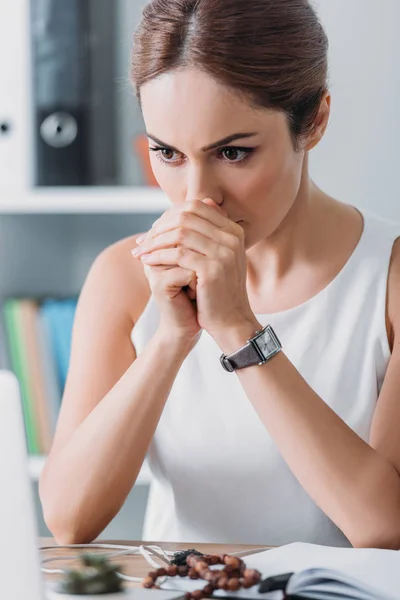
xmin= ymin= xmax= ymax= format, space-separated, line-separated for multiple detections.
xmin=220 ymin=340 xmax=263 ymax=372
xmin=220 ymin=325 xmax=281 ymax=372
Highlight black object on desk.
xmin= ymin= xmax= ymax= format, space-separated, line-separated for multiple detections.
xmin=259 ymin=572 xmax=294 ymax=593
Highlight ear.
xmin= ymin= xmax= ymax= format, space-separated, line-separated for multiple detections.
xmin=305 ymin=91 xmax=331 ymax=151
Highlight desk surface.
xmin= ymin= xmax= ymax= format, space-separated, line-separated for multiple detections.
xmin=39 ymin=538 xmax=270 ymax=588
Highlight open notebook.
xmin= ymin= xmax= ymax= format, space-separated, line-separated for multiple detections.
xmin=161 ymin=542 xmax=400 ymax=600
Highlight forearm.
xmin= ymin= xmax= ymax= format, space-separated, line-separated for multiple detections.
xmin=215 ymin=321 xmax=400 ymax=549
xmin=40 ymin=330 xmax=192 ymax=544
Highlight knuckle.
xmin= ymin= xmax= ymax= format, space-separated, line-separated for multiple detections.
xmin=222 ymin=247 xmax=234 ymax=262
xmin=176 ymin=246 xmax=186 ymax=259
xmin=177 ymin=212 xmax=190 ymax=226
xmin=175 ymin=226 xmax=186 ymax=244
xmin=205 ymin=261 xmax=220 ymax=282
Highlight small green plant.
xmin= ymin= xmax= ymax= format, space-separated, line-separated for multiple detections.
xmin=57 ymin=553 xmax=124 ymax=595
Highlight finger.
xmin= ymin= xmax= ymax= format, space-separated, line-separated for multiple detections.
xmin=201 ymin=197 xmax=229 ymax=220
xmin=150 ymin=199 xmax=234 ymax=238
xmin=161 ymin=268 xmax=197 ymax=301
xmin=140 ymin=247 xmax=210 ymax=275
xmin=144 ymin=212 xmax=243 ymax=252
xmin=144 ymin=264 xmax=196 ymax=296
xmin=136 ymin=227 xmax=223 ymax=259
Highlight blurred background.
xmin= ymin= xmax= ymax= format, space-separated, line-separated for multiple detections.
xmin=0 ymin=0 xmax=399 ymax=540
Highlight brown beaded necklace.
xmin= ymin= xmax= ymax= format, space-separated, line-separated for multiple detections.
xmin=142 ymin=553 xmax=262 ymax=600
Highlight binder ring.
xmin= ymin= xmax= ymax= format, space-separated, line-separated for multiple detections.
xmin=40 ymin=112 xmax=78 ymax=148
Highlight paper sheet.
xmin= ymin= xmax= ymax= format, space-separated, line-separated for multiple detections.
xmin=161 ymin=543 xmax=400 ymax=600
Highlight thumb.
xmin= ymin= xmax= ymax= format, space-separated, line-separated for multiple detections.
xmin=201 ymin=197 xmax=228 ymax=219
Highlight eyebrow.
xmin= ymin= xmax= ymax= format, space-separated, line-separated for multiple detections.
xmin=147 ymin=132 xmax=258 ymax=153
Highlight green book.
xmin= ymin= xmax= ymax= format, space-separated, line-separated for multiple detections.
xmin=3 ymin=299 xmax=39 ymax=454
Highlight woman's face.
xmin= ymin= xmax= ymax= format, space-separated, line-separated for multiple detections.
xmin=140 ymin=68 xmax=307 ymax=248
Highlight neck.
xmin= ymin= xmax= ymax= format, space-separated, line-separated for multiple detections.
xmin=245 ymin=158 xmax=329 ymax=295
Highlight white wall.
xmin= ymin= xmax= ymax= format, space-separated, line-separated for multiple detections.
xmin=310 ymin=0 xmax=400 ymax=220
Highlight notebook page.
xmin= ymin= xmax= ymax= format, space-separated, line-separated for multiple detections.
xmin=161 ymin=543 xmax=400 ymax=600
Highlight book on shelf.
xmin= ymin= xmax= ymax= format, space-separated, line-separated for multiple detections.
xmin=2 ymin=296 xmax=77 ymax=455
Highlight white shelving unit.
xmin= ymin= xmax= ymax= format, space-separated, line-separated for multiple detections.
xmin=0 ymin=188 xmax=162 ymax=537
xmin=1 ymin=0 xmax=156 ymax=540
xmin=0 ymin=187 xmax=169 ymax=214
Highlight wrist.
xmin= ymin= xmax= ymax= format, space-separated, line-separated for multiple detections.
xmin=154 ymin=327 xmax=201 ymax=356
xmin=212 ymin=317 xmax=263 ymax=355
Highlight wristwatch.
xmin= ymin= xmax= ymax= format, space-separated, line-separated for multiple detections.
xmin=220 ymin=324 xmax=282 ymax=372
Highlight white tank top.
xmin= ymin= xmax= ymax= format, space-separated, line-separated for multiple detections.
xmin=131 ymin=207 xmax=400 ymax=547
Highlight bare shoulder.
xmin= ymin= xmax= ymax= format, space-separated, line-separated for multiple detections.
xmin=386 ymin=237 xmax=400 ymax=352
xmin=87 ymin=232 xmax=151 ymax=326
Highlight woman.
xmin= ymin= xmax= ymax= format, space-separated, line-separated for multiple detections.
xmin=39 ymin=0 xmax=400 ymax=549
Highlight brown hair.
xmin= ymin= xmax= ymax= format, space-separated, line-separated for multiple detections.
xmin=131 ymin=0 xmax=329 ymax=149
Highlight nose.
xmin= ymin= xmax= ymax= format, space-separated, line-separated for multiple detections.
xmin=184 ymin=164 xmax=224 ymax=207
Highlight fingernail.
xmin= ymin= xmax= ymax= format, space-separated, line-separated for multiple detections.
xmin=131 ymin=248 xmax=141 ymax=257
xmin=136 ymin=235 xmax=146 ymax=245
xmin=140 ymin=254 xmax=151 ymax=262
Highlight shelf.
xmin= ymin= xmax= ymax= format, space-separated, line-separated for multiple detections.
xmin=28 ymin=455 xmax=152 ymax=486
xmin=0 ymin=187 xmax=169 ymax=214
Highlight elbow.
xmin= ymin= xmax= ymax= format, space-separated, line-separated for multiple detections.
xmin=53 ymin=529 xmax=98 ymax=546
xmin=352 ymin=535 xmax=400 ymax=550
xmin=43 ymin=506 xmax=99 ymax=546
xmin=40 ymin=483 xmax=98 ymax=546
xmin=349 ymin=519 xmax=400 ymax=550
xmin=40 ymin=488 xmax=114 ymax=546
xmin=39 ymin=461 xmax=119 ymax=546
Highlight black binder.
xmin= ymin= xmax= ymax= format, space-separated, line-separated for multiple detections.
xmin=30 ymin=0 xmax=117 ymax=186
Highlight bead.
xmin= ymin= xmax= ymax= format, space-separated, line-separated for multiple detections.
xmin=243 ymin=568 xmax=261 ymax=582
xmin=224 ymin=565 xmax=241 ymax=577
xmin=156 ymin=568 xmax=167 ymax=577
xmin=203 ymin=584 xmax=215 ymax=596
xmin=144 ymin=550 xmax=260 ymax=598
xmin=219 ymin=554 xmax=228 ymax=563
xmin=216 ymin=577 xmax=228 ymax=589
xmin=224 ymin=556 xmax=242 ymax=570
xmin=199 ymin=569 xmax=211 ymax=580
xmin=189 ymin=568 xmax=200 ymax=580
xmin=210 ymin=571 xmax=223 ymax=583
xmin=227 ymin=578 xmax=240 ymax=591
xmin=195 ymin=561 xmax=209 ymax=574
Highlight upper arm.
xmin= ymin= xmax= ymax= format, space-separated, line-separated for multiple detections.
xmin=370 ymin=237 xmax=400 ymax=472
xmin=48 ymin=235 xmax=149 ymax=457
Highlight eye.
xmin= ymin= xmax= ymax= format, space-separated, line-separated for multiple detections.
xmin=218 ymin=146 xmax=254 ymax=163
xmin=149 ymin=145 xmax=255 ymax=166
xmin=149 ymin=146 xmax=183 ymax=164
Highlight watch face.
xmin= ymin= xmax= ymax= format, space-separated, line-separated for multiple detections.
xmin=254 ymin=330 xmax=279 ymax=357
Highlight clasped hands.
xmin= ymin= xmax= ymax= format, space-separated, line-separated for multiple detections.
xmin=131 ymin=198 xmax=257 ymax=341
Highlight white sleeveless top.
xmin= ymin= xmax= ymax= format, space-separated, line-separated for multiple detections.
xmin=131 ymin=207 xmax=400 ymax=547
